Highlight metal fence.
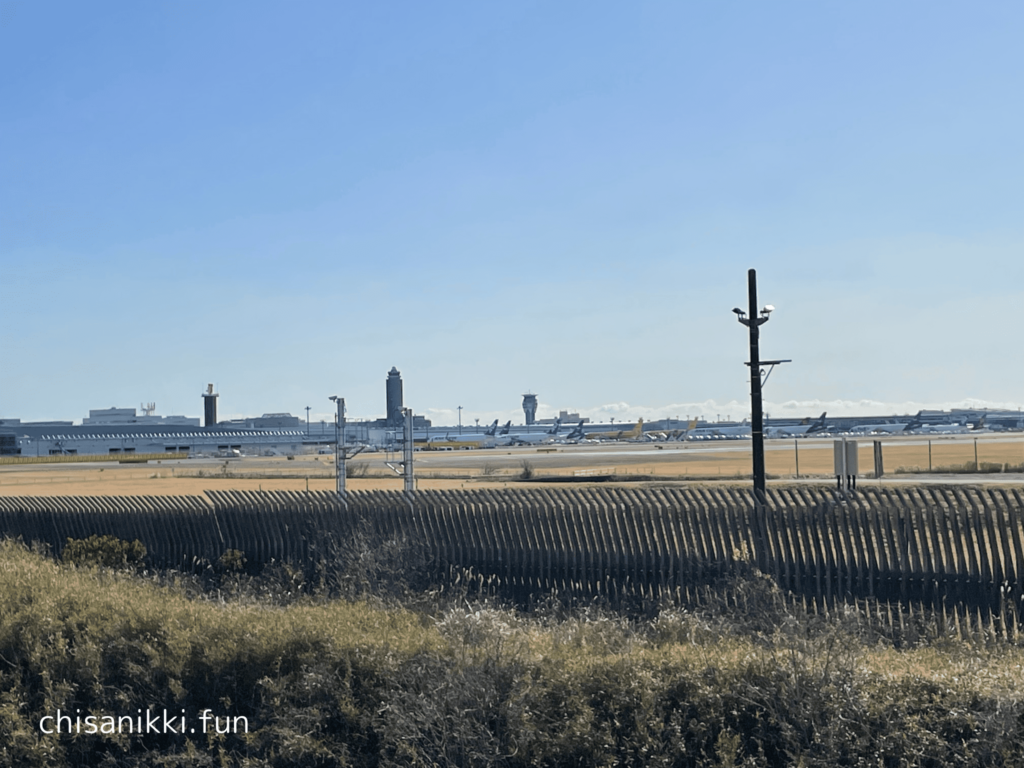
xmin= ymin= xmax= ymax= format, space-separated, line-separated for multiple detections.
xmin=1 ymin=485 xmax=1022 ymax=622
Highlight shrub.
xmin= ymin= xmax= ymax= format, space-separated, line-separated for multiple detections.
xmin=310 ymin=516 xmax=436 ymax=601
xmin=61 ymin=534 xmax=147 ymax=569
xmin=345 ymin=461 xmax=369 ymax=478
xmin=217 ymin=548 xmax=247 ymax=573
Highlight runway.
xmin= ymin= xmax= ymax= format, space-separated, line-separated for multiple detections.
xmin=2 ymin=431 xmax=1022 ymax=496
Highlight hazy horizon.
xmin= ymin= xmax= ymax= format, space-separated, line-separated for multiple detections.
xmin=5 ymin=395 xmax=1022 ymax=429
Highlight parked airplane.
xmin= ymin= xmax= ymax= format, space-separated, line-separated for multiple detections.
xmin=555 ymin=421 xmax=587 ymax=443
xmin=916 ymin=414 xmax=987 ymax=434
xmin=658 ymin=419 xmax=700 ymax=442
xmin=766 ymin=412 xmax=828 ymax=438
xmin=908 ymin=421 xmax=975 ymax=435
xmin=847 ymin=411 xmax=984 ymax=436
xmin=644 ymin=423 xmax=684 ymax=441
xmin=687 ymin=420 xmax=751 ymax=440
xmin=497 ymin=418 xmax=563 ymax=446
xmin=848 ymin=420 xmax=909 ymax=435
xmin=585 ymin=418 xmax=645 ymax=441
xmin=424 ymin=419 xmax=501 ymax=448
xmin=428 ymin=420 xmax=497 ymax=441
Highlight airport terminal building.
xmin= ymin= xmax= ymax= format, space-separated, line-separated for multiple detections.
xmin=0 ymin=406 xmax=338 ymax=459
xmin=3 ymin=366 xmax=1021 ymax=458
xmin=0 ymin=369 xmax=430 ymax=459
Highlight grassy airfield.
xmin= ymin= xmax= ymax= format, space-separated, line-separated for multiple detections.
xmin=2 ymin=433 xmax=1023 ymax=496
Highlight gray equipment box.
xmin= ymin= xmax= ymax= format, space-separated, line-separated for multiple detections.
xmin=833 ymin=440 xmax=859 ymax=476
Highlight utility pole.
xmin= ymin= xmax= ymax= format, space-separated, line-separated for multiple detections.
xmin=385 ymin=407 xmax=417 ymax=493
xmin=733 ymin=269 xmax=788 ymax=508
xmin=330 ymin=396 xmax=346 ymax=497
xmin=403 ymin=408 xmax=415 ymax=493
xmin=329 ymin=395 xmax=366 ymax=502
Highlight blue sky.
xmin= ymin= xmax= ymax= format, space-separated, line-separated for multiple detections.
xmin=2 ymin=1 xmax=1022 ymax=426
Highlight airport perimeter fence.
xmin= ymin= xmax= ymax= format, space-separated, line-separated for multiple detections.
xmin=1 ymin=486 xmax=1023 ymax=637
xmin=0 ymin=452 xmax=189 ymax=466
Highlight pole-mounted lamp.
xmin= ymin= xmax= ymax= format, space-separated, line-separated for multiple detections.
xmin=734 ymin=270 xmax=789 ymax=508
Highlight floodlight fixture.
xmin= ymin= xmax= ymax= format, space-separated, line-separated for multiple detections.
xmin=735 ymin=268 xmax=779 ymax=513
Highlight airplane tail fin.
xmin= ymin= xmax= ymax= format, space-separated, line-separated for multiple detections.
xmin=904 ymin=410 xmax=924 ymax=431
xmin=630 ymin=417 xmax=644 ymax=438
xmin=807 ymin=412 xmax=828 ymax=433
xmin=484 ymin=419 xmax=499 ymax=436
xmin=500 ymin=420 xmax=511 ymax=435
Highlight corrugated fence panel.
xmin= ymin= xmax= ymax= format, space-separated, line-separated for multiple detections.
xmin=1 ymin=486 xmax=1023 ymax=614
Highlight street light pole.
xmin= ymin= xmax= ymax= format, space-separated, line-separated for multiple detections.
xmin=458 ymin=405 xmax=463 ymax=435
xmin=329 ymin=396 xmax=346 ymax=498
xmin=403 ymin=408 xmax=415 ymax=493
xmin=734 ymin=269 xmax=788 ymax=508
xmin=305 ymin=406 xmax=310 ymax=436
xmin=746 ymin=270 xmax=766 ymax=506
xmin=384 ymin=407 xmax=417 ymax=492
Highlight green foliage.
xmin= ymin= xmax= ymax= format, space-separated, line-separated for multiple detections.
xmin=61 ymin=534 xmax=147 ymax=569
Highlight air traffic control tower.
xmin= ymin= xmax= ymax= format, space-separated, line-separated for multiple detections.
xmin=386 ymin=367 xmax=404 ymax=427
xmin=202 ymin=384 xmax=218 ymax=428
xmin=522 ymin=393 xmax=538 ymax=426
